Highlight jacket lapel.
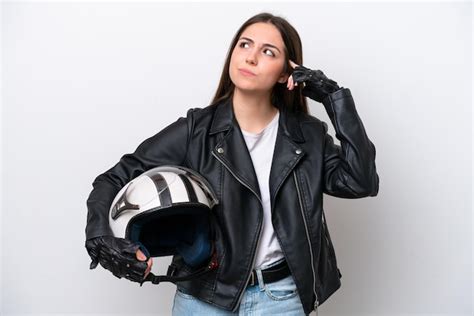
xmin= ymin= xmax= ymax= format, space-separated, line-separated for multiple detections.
xmin=268 ymin=109 xmax=306 ymax=209
xmin=209 ymin=97 xmax=306 ymax=205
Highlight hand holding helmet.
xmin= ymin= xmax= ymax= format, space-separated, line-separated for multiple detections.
xmin=86 ymin=165 xmax=220 ymax=287
xmin=85 ymin=235 xmax=152 ymax=283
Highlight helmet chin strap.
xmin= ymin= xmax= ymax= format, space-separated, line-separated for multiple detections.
xmin=139 ymin=242 xmax=219 ymax=287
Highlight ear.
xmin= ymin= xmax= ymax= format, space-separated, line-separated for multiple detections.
xmin=277 ymin=73 xmax=290 ymax=84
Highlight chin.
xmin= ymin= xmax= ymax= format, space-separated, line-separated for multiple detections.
xmin=234 ymin=85 xmax=266 ymax=94
xmin=232 ymin=78 xmax=264 ymax=92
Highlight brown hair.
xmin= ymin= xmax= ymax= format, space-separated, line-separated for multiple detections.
xmin=209 ymin=12 xmax=308 ymax=114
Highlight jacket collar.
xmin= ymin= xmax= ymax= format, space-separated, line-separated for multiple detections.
xmin=209 ymin=97 xmax=307 ymax=205
xmin=209 ymin=97 xmax=305 ymax=143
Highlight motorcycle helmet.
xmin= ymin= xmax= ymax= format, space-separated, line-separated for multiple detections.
xmin=108 ymin=165 xmax=220 ymax=286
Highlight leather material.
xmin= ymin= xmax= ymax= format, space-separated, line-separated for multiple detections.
xmin=85 ymin=84 xmax=379 ymax=314
xmin=291 ymin=65 xmax=341 ymax=103
xmin=85 ymin=236 xmax=149 ymax=283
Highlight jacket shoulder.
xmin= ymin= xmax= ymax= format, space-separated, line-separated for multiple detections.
xmin=184 ymin=104 xmax=218 ymax=137
xmin=187 ymin=104 xmax=215 ymax=117
xmin=296 ymin=110 xmax=326 ymax=131
xmin=186 ymin=104 xmax=217 ymax=124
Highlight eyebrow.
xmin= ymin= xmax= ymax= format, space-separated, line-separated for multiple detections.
xmin=239 ymin=37 xmax=281 ymax=53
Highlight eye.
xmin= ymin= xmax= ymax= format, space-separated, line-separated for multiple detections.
xmin=239 ymin=41 xmax=275 ymax=57
xmin=264 ymin=49 xmax=275 ymax=57
xmin=239 ymin=41 xmax=250 ymax=49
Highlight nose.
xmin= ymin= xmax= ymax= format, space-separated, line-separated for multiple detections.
xmin=246 ymin=49 xmax=258 ymax=65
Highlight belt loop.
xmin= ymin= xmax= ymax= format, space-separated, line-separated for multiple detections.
xmin=255 ymin=267 xmax=265 ymax=291
xmin=250 ymin=271 xmax=255 ymax=286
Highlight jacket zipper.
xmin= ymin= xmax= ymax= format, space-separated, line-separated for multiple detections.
xmin=211 ymin=150 xmax=264 ymax=313
xmin=321 ymin=210 xmax=332 ymax=265
xmin=293 ymin=171 xmax=319 ymax=315
xmin=322 ymin=211 xmax=337 ymax=271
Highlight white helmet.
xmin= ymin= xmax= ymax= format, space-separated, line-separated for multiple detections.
xmin=108 ymin=165 xmax=220 ymax=286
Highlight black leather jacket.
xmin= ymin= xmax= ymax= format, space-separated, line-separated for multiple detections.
xmin=85 ymin=87 xmax=379 ymax=315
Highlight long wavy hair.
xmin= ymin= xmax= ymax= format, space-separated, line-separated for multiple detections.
xmin=209 ymin=12 xmax=308 ymax=114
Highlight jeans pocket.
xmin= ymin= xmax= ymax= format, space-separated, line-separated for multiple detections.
xmin=263 ymin=275 xmax=298 ymax=301
xmin=176 ymin=287 xmax=196 ymax=300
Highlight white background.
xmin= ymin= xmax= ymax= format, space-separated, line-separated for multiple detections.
xmin=1 ymin=1 xmax=472 ymax=315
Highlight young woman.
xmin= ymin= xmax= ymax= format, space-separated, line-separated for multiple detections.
xmin=85 ymin=12 xmax=379 ymax=316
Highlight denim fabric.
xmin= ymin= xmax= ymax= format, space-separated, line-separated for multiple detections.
xmin=171 ymin=257 xmax=307 ymax=315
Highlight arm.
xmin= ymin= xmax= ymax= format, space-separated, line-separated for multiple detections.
xmin=291 ymin=64 xmax=379 ymax=198
xmin=85 ymin=108 xmax=196 ymax=241
xmin=320 ymin=88 xmax=379 ymax=198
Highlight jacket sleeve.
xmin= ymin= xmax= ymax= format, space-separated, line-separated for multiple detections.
xmin=320 ymin=88 xmax=379 ymax=198
xmin=85 ymin=108 xmax=196 ymax=241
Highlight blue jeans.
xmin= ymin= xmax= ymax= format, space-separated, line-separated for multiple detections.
xmin=171 ymin=257 xmax=307 ymax=315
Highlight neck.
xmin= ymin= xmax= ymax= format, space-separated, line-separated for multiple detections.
xmin=231 ymin=88 xmax=278 ymax=133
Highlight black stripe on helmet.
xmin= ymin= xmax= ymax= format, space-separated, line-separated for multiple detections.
xmin=178 ymin=174 xmax=198 ymax=203
xmin=149 ymin=173 xmax=172 ymax=207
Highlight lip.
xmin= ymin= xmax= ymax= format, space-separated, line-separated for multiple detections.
xmin=238 ymin=68 xmax=256 ymax=76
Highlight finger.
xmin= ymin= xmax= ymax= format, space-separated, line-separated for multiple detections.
xmin=145 ymin=259 xmax=152 ymax=271
xmin=130 ymin=259 xmax=148 ymax=273
xmin=289 ymin=60 xmax=299 ymax=69
xmin=89 ymin=259 xmax=99 ymax=270
xmin=146 ymin=258 xmax=152 ymax=271
xmin=145 ymin=263 xmax=151 ymax=277
xmin=128 ymin=265 xmax=148 ymax=281
xmin=120 ymin=240 xmax=141 ymax=256
xmin=136 ymin=249 xmax=147 ymax=261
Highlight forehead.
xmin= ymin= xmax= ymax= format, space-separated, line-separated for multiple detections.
xmin=240 ymin=22 xmax=284 ymax=48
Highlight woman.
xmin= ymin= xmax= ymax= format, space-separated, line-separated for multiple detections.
xmin=85 ymin=12 xmax=379 ymax=316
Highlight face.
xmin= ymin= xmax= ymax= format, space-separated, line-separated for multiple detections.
xmin=229 ymin=22 xmax=289 ymax=94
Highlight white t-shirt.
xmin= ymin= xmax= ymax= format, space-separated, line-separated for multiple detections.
xmin=240 ymin=109 xmax=284 ymax=269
